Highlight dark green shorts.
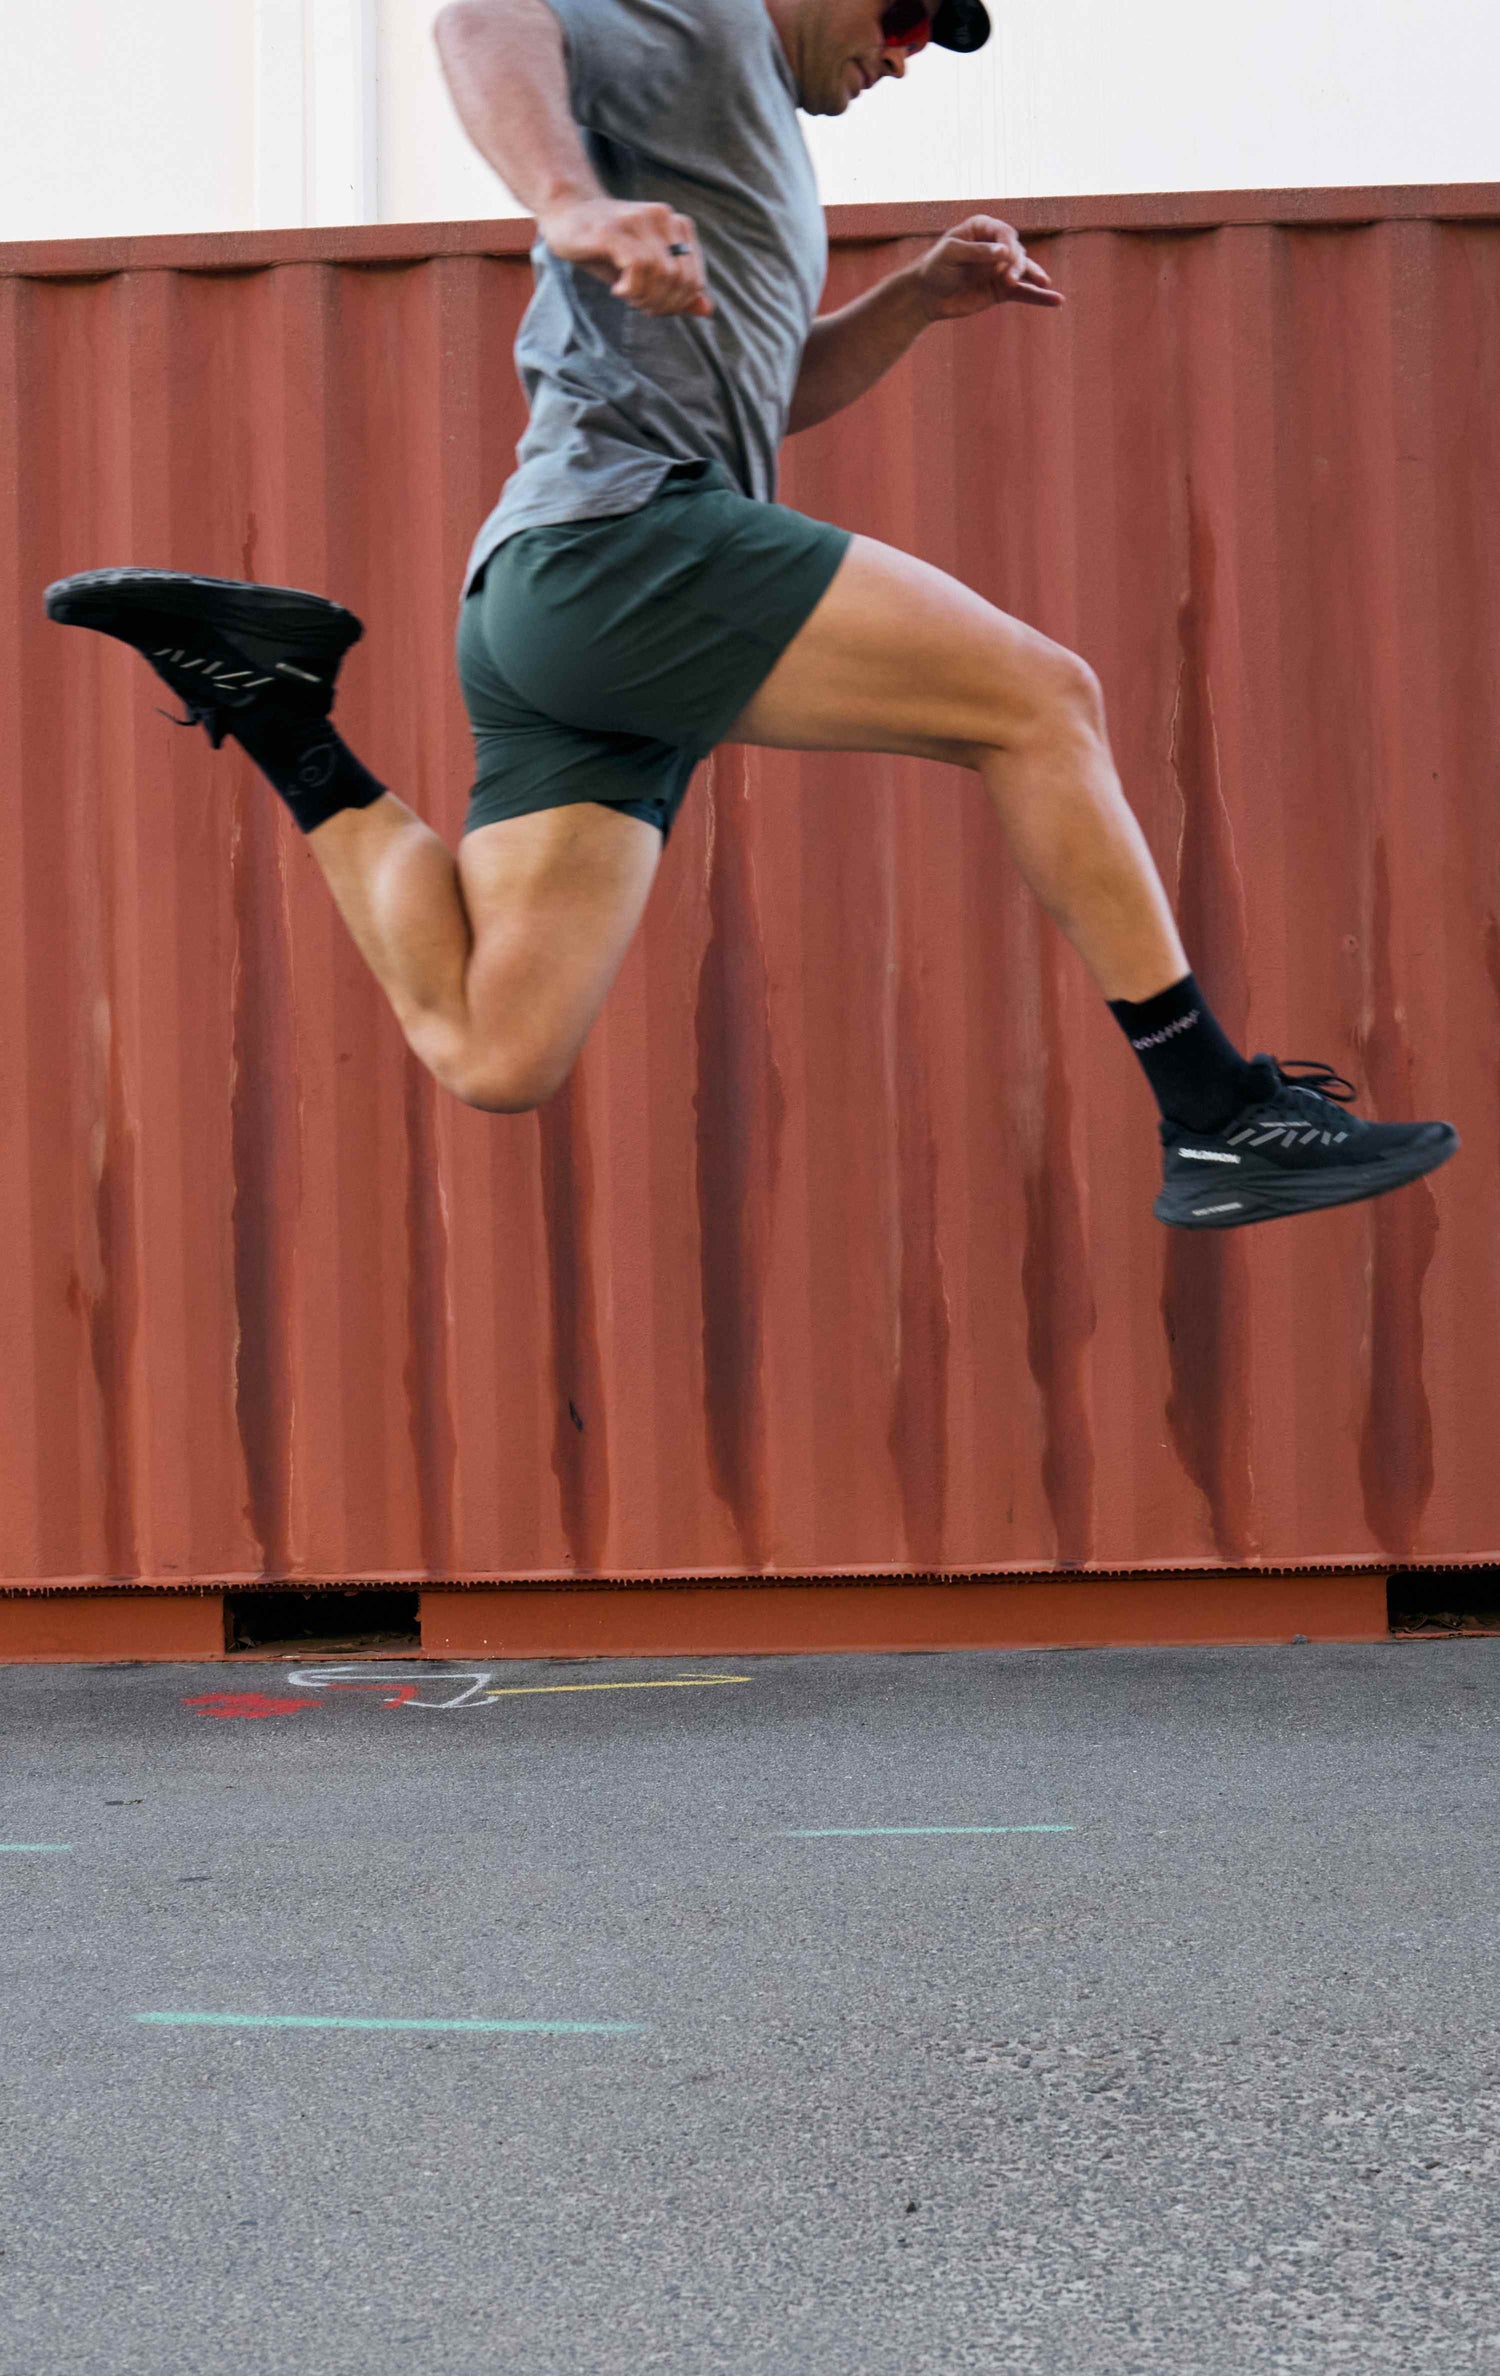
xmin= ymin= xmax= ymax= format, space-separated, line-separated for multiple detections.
xmin=456 ymin=462 xmax=852 ymax=840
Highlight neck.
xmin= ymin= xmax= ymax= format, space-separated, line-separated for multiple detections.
xmin=762 ymin=0 xmax=805 ymax=89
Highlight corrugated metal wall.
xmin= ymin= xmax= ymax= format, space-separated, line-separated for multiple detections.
xmin=3 ymin=188 xmax=1498 ymax=1591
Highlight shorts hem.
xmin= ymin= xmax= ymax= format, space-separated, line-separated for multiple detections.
xmin=460 ymin=781 xmax=675 ymax=842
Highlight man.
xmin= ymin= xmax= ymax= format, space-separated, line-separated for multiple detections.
xmin=46 ymin=0 xmax=1456 ymax=1230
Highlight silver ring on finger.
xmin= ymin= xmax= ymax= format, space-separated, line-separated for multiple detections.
xmin=667 ymin=242 xmax=691 ymax=256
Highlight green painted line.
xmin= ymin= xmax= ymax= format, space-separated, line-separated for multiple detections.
xmin=784 ymin=1825 xmax=1076 ymax=1838
xmin=135 ymin=2012 xmax=642 ymax=2035
xmin=0 ymin=1844 xmax=73 ymax=1853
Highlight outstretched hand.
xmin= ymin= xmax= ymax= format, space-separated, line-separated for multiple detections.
xmin=911 ymin=215 xmax=1064 ymax=322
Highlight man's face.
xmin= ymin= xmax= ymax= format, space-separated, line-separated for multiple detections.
xmin=786 ymin=0 xmax=932 ymax=117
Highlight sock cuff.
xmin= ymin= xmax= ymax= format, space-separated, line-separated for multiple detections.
xmin=282 ymin=735 xmax=387 ymax=834
xmin=1107 ymin=970 xmax=1259 ymax=1132
xmin=1108 ymin=972 xmax=1199 ymax=1051
xmin=229 ymin=713 xmax=386 ymax=834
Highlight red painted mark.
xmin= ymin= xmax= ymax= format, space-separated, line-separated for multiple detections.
xmin=183 ymin=1693 xmax=317 ymax=1721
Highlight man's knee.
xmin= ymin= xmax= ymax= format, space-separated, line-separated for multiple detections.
xmin=964 ymin=633 xmax=1106 ymax=769
xmin=1017 ymin=641 xmax=1107 ymax=746
xmin=444 ymin=1043 xmax=575 ymax=1115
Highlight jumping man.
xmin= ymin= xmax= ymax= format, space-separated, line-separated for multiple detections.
xmin=47 ymin=0 xmax=1457 ymax=1229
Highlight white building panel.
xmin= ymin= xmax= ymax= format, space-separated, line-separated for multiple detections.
xmin=3 ymin=0 xmax=256 ymax=242
xmin=0 ymin=0 xmax=1495 ymax=247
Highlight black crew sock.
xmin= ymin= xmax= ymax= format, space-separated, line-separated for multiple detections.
xmin=1107 ymin=972 xmax=1262 ymax=1132
xmin=227 ymin=709 xmax=386 ymax=835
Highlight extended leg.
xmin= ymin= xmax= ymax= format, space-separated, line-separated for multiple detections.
xmin=728 ymin=533 xmax=1257 ymax=1126
xmin=730 ymin=535 xmax=1183 ymax=1002
xmin=727 ymin=535 xmax=1456 ymax=1226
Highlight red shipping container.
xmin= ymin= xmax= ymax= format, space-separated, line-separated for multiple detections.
xmin=1 ymin=188 xmax=1496 ymax=1593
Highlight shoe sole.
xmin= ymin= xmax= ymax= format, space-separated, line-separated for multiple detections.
xmin=1154 ymin=1125 xmax=1460 ymax=1229
xmin=44 ymin=569 xmax=363 ymax=667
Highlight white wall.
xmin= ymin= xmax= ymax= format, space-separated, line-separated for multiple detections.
xmin=2 ymin=0 xmax=1496 ymax=246
xmin=806 ymin=0 xmax=1499 ymax=207
xmin=4 ymin=1 xmax=257 ymax=242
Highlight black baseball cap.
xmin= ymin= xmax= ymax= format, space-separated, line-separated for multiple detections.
xmin=931 ymin=0 xmax=991 ymax=52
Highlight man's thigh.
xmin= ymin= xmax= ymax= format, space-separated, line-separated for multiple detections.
xmin=725 ymin=534 xmax=1078 ymax=765
xmin=457 ymin=801 xmax=662 ymax=1100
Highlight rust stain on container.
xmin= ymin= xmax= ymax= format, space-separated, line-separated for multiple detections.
xmin=1160 ymin=500 xmax=1256 ymax=1562
xmin=1020 ymin=943 xmax=1095 ymax=1568
xmin=229 ymin=786 xmax=298 ymax=1579
xmin=402 ymin=1060 xmax=459 ymax=1579
xmin=694 ymin=754 xmax=785 ymax=1567
xmin=1357 ymin=842 xmax=1438 ymax=1554
xmin=3 ymin=190 xmax=1498 ymax=1591
xmin=538 ymin=1080 xmax=610 ymax=1575
xmin=88 ymin=984 xmax=141 ymax=1582
xmin=888 ymin=955 xmax=951 ymax=1570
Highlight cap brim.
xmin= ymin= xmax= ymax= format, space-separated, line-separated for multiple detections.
xmin=930 ymin=0 xmax=991 ymax=52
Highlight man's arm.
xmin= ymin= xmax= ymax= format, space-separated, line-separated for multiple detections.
xmin=433 ymin=0 xmax=713 ymax=316
xmin=788 ymin=216 xmax=1064 ymax=436
xmin=787 ymin=270 xmax=932 ymax=437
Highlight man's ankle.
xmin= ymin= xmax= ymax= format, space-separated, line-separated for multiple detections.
xmin=1108 ymin=971 xmax=1260 ymax=1132
xmin=229 ymin=711 xmax=386 ymax=834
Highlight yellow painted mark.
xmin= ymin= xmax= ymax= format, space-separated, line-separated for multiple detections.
xmin=480 ymin=1676 xmax=751 ymax=1701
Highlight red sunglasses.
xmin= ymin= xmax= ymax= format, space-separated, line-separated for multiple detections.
xmin=879 ymin=0 xmax=932 ymax=56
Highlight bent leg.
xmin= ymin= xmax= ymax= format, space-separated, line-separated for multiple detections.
xmin=306 ymin=794 xmax=660 ymax=1110
xmin=727 ymin=536 xmax=1186 ymax=1004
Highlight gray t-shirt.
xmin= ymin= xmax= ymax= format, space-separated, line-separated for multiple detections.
xmin=462 ymin=0 xmax=826 ymax=594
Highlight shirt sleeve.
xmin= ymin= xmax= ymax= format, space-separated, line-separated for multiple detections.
xmin=537 ymin=0 xmax=732 ymax=138
xmin=537 ymin=0 xmax=612 ymax=125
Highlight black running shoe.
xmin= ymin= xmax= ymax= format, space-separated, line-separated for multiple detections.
xmin=43 ymin=568 xmax=363 ymax=749
xmin=1154 ymin=1057 xmax=1459 ymax=1230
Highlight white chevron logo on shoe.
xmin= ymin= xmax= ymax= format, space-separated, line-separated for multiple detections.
xmin=1226 ymin=1119 xmax=1350 ymax=1149
xmin=1178 ymin=1148 xmax=1241 ymax=1163
xmin=153 ymin=645 xmax=275 ymax=691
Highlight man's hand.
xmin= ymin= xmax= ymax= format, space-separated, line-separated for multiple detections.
xmin=539 ymin=197 xmax=714 ymax=318
xmin=909 ymin=215 xmax=1064 ymax=323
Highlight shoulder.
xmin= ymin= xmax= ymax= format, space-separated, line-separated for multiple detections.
xmin=546 ymin=0 xmax=763 ymax=69
xmin=548 ymin=0 xmax=773 ymax=132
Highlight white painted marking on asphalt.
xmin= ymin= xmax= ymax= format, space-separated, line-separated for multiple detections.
xmin=0 ymin=1844 xmax=74 ymax=1853
xmin=286 ymin=1666 xmax=495 ymax=1708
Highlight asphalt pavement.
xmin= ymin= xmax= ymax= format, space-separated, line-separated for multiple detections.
xmin=1 ymin=1642 xmax=1497 ymax=2374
